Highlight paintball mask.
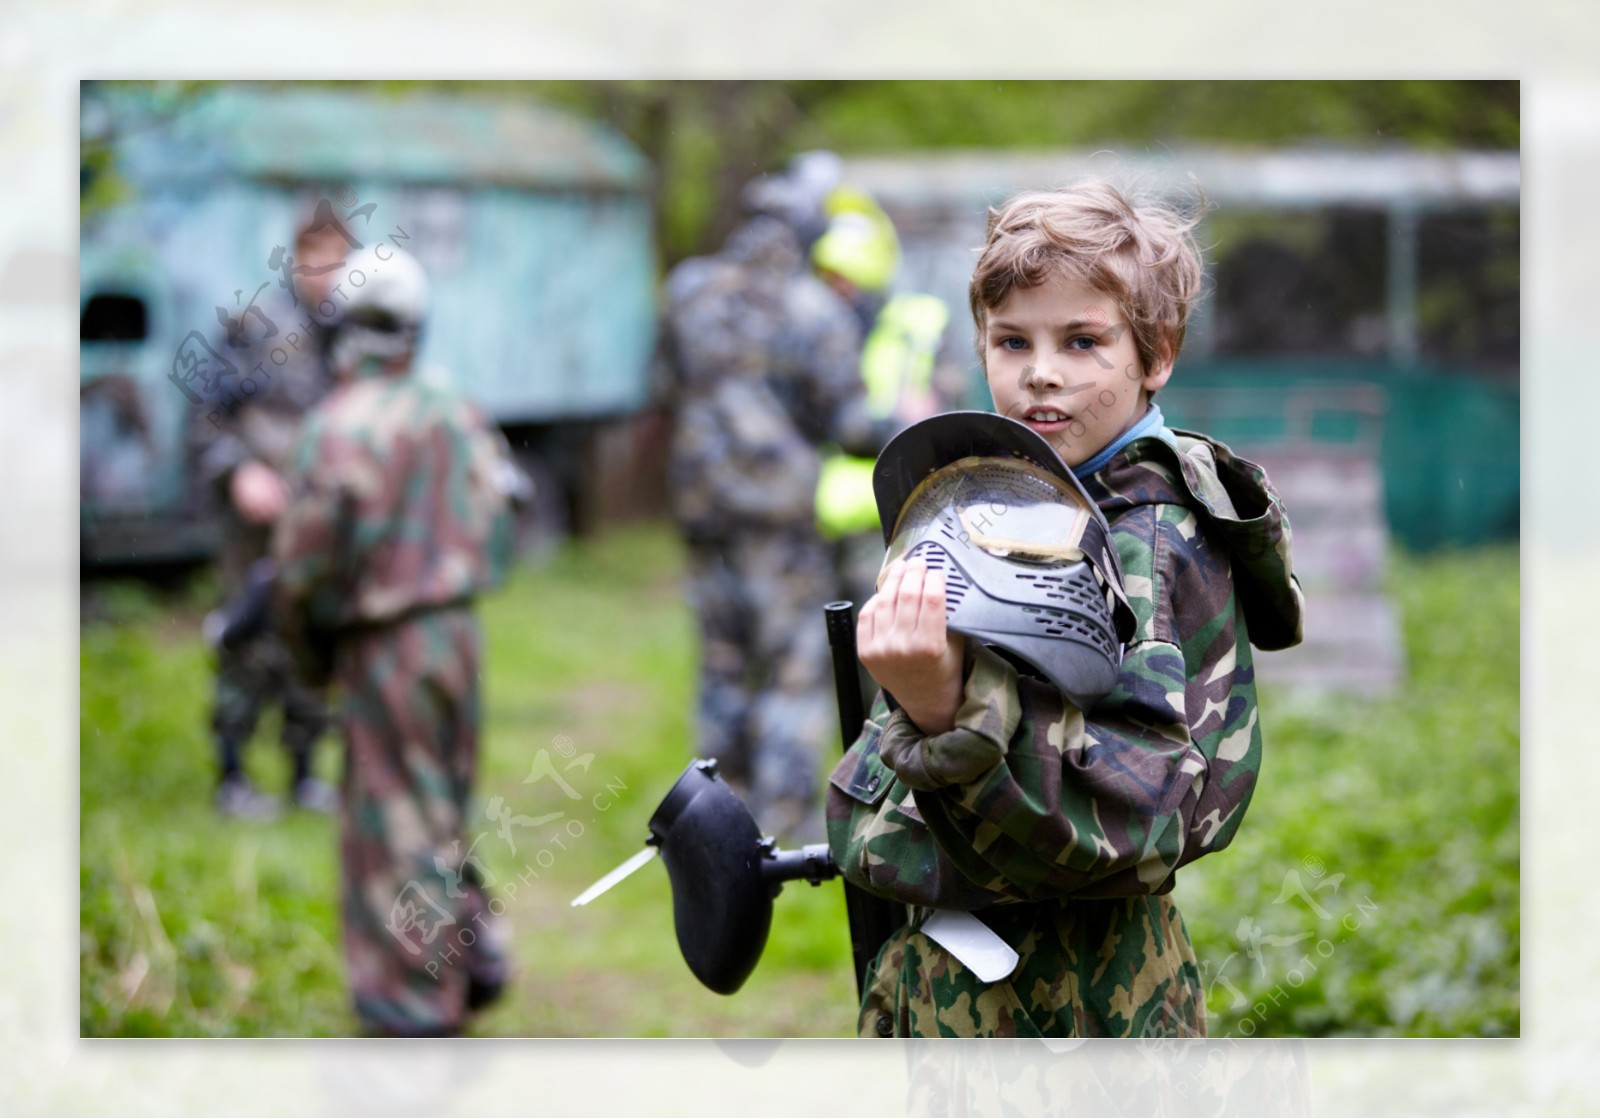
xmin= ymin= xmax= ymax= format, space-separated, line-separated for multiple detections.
xmin=874 ymin=412 xmax=1136 ymax=712
xmin=329 ymin=245 xmax=430 ymax=374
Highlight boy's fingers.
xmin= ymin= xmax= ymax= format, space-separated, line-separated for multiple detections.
xmin=899 ymin=558 xmax=928 ymax=632
xmin=919 ymin=568 xmax=948 ymax=645
xmin=878 ymin=557 xmax=907 ymax=614
xmin=878 ymin=558 xmax=912 ymax=635
xmin=858 ymin=592 xmax=879 ymax=647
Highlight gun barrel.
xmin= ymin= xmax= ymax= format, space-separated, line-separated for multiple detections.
xmin=825 ymin=601 xmax=865 ymax=745
xmin=824 ymin=600 xmax=905 ymax=1000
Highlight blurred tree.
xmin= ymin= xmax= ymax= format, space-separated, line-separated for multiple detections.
xmin=88 ymin=80 xmax=1519 ymax=268
xmin=80 ymin=80 xmax=213 ymax=223
xmin=401 ymin=80 xmax=1518 ymax=267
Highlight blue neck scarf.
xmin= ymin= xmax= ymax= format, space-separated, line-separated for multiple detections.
xmin=1071 ymin=403 xmax=1175 ymax=480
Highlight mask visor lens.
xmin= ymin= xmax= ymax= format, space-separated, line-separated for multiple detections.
xmin=878 ymin=457 xmax=1095 ymax=582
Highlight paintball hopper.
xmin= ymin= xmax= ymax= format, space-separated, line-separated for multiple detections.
xmin=576 ymin=759 xmax=836 ymax=996
xmin=873 ymin=412 xmax=1138 ymax=712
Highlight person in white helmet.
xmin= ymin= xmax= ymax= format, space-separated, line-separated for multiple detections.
xmin=273 ymin=244 xmax=521 ymax=1036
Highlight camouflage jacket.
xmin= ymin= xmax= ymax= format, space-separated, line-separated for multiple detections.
xmin=271 ymin=362 xmax=515 ymax=682
xmin=186 ymin=295 xmax=334 ymax=587
xmin=827 ymin=428 xmax=1304 ymax=1036
xmin=187 ymin=294 xmax=334 ymax=493
xmin=661 ymin=215 xmax=894 ymax=539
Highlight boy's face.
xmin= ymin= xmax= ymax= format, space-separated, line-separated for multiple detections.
xmin=983 ymin=274 xmax=1172 ymax=467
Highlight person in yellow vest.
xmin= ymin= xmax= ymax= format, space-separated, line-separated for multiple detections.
xmin=811 ymin=188 xmax=973 ymax=612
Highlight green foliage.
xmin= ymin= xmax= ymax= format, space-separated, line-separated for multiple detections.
xmin=80 ymin=525 xmax=857 ymax=1037
xmin=394 ymin=80 xmax=1519 ymax=265
xmin=81 ymin=529 xmax=1518 ymax=1036
xmin=79 ymin=580 xmax=348 ymax=1036
xmin=789 ymin=80 xmax=1519 ymax=152
xmin=1173 ymin=544 xmax=1520 ymax=1036
xmin=87 ymin=80 xmax=1518 ymax=264
xmin=80 ymin=80 xmax=215 ymax=224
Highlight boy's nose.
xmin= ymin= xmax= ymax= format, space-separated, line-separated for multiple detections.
xmin=1024 ymin=359 xmax=1065 ymax=392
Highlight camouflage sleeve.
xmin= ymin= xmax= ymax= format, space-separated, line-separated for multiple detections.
xmin=464 ymin=404 xmax=522 ymax=590
xmin=827 ymin=690 xmax=1023 ymax=912
xmin=828 ymin=502 xmax=1261 ymax=906
xmin=186 ymin=386 xmax=250 ymax=499
xmin=185 ymin=328 xmax=274 ymax=497
xmin=270 ymin=412 xmax=354 ymax=685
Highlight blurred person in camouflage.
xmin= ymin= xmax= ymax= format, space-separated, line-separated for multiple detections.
xmin=273 ymin=245 xmax=518 ymax=1037
xmin=660 ymin=156 xmax=899 ymax=842
xmin=189 ymin=209 xmax=352 ymax=818
xmin=827 ymin=182 xmax=1305 ymax=1037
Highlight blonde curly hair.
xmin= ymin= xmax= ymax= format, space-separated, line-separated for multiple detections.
xmin=970 ymin=181 xmax=1206 ymax=379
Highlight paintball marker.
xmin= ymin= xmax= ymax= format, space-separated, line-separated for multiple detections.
xmin=200 ymin=558 xmax=334 ymax=685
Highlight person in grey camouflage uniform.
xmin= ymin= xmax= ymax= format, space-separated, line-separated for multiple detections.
xmin=273 ymin=246 xmax=518 ymax=1036
xmin=827 ymin=182 xmax=1305 ymax=1038
xmin=660 ymin=169 xmax=899 ymax=841
xmin=188 ymin=217 xmax=350 ymax=817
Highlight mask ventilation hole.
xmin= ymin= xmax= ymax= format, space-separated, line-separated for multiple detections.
xmin=910 ymin=543 xmax=969 ymax=607
xmin=1016 ymin=570 xmax=1102 ymax=610
xmin=1030 ymin=608 xmax=1118 ymax=659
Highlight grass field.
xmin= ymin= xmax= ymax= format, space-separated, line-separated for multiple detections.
xmin=79 ymin=523 xmax=1519 ymax=1037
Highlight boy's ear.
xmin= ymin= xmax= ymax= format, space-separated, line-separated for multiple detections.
xmin=1142 ymin=343 xmax=1176 ymax=392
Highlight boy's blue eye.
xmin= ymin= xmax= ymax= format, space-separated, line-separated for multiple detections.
xmin=998 ymin=336 xmax=1027 ymax=351
xmin=1067 ymin=336 xmax=1097 ymax=351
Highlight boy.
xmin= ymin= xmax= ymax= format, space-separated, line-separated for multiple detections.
xmin=826 ymin=182 xmax=1305 ymax=1038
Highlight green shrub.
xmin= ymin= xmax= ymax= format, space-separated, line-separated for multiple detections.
xmin=1173 ymin=545 xmax=1519 ymax=1036
xmin=81 ymin=530 xmax=1519 ymax=1036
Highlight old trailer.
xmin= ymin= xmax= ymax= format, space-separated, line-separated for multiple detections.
xmin=80 ymin=83 xmax=659 ymax=565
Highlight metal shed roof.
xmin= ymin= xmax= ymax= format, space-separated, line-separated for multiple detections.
xmin=840 ymin=147 xmax=1520 ymax=213
xmin=117 ymin=85 xmax=651 ymax=192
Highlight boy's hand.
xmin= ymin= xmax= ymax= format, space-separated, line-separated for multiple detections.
xmin=858 ymin=556 xmax=966 ymax=736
